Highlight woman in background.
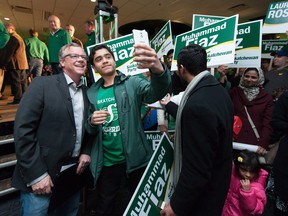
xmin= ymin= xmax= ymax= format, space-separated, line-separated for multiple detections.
xmin=229 ymin=68 xmax=273 ymax=155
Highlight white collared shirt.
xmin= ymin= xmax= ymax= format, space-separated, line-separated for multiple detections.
xmin=63 ymin=73 xmax=84 ymax=157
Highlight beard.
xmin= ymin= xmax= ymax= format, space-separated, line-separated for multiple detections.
xmin=178 ymin=72 xmax=188 ymax=86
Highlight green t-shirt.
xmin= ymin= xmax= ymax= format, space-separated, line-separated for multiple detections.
xmin=97 ymin=85 xmax=125 ymax=166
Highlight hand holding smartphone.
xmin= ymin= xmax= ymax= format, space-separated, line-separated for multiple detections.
xmin=133 ymin=29 xmax=150 ymax=66
xmin=132 ymin=29 xmax=149 ymax=47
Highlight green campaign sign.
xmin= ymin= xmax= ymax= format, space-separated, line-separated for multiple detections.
xmin=229 ymin=20 xmax=262 ymax=68
xmin=145 ymin=131 xmax=175 ymax=151
xmin=123 ymin=134 xmax=174 ymax=216
xmin=87 ymin=34 xmax=148 ymax=79
xmin=192 ymin=14 xmax=226 ymax=30
xmin=263 ymin=1 xmax=288 ymax=33
xmin=150 ymin=20 xmax=174 ymax=58
xmin=262 ymin=39 xmax=288 ymax=58
xmin=171 ymin=15 xmax=238 ymax=70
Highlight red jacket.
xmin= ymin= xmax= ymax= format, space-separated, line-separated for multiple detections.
xmin=222 ymin=166 xmax=268 ymax=216
xmin=229 ymin=87 xmax=273 ymax=149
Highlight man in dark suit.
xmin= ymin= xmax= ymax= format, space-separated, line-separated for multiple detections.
xmin=160 ymin=44 xmax=234 ymax=216
xmin=12 ymin=43 xmax=91 ymax=215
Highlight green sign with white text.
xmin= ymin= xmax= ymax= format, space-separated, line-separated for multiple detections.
xmin=263 ymin=1 xmax=288 ymax=33
xmin=262 ymin=39 xmax=288 ymax=58
xmin=171 ymin=15 xmax=238 ymax=70
xmin=87 ymin=34 xmax=148 ymax=77
xmin=145 ymin=131 xmax=175 ymax=151
xmin=150 ymin=20 xmax=174 ymax=58
xmin=228 ymin=20 xmax=262 ymax=68
xmin=192 ymin=14 xmax=226 ymax=30
xmin=123 ymin=134 xmax=174 ymax=216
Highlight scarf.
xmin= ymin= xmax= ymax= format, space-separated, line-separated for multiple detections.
xmin=173 ymin=70 xmax=211 ymax=187
xmin=238 ymin=68 xmax=265 ymax=101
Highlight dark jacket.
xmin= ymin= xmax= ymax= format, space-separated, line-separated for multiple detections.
xmin=12 ymin=72 xmax=90 ymax=192
xmin=229 ymin=87 xmax=273 ymax=149
xmin=170 ymin=75 xmax=234 ymax=216
xmin=271 ymin=91 xmax=288 ymax=202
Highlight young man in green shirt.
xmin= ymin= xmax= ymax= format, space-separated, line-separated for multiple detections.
xmin=86 ymin=43 xmax=171 ymax=215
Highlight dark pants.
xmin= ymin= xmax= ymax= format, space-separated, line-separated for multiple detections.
xmin=92 ymin=163 xmax=145 ymax=216
xmin=274 ymin=208 xmax=288 ymax=216
xmin=10 ymin=69 xmax=27 ymax=103
xmin=28 ymin=58 xmax=43 ymax=77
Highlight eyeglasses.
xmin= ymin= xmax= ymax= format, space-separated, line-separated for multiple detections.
xmin=63 ymin=54 xmax=88 ymax=61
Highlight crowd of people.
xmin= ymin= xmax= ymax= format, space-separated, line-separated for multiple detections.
xmin=0 ymin=15 xmax=96 ymax=104
xmin=1 ymin=14 xmax=288 ymax=216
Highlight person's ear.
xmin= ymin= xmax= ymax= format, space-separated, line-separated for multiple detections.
xmin=59 ymin=59 xmax=65 ymax=68
xmin=178 ymin=64 xmax=186 ymax=76
xmin=178 ymin=64 xmax=183 ymax=72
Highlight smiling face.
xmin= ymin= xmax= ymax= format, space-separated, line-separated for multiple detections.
xmin=59 ymin=46 xmax=87 ymax=82
xmin=242 ymin=69 xmax=259 ymax=87
xmin=92 ymin=48 xmax=117 ymax=78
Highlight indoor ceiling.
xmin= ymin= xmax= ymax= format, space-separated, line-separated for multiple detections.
xmin=0 ymin=0 xmax=278 ymax=44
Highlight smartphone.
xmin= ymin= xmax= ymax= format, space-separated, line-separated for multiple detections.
xmin=132 ymin=29 xmax=149 ymax=46
xmin=133 ymin=29 xmax=149 ymax=66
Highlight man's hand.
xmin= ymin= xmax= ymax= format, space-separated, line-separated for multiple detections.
xmin=133 ymin=44 xmax=163 ymax=74
xmin=159 ymin=93 xmax=171 ymax=106
xmin=32 ymin=175 xmax=54 ymax=195
xmin=160 ymin=203 xmax=176 ymax=216
xmin=76 ymin=154 xmax=91 ymax=174
xmin=256 ymin=146 xmax=267 ymax=156
xmin=217 ymin=65 xmax=228 ymax=77
xmin=90 ymin=110 xmax=109 ymax=125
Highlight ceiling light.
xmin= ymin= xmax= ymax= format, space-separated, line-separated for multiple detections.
xmin=4 ymin=17 xmax=10 ymax=20
xmin=91 ymin=0 xmax=96 ymax=2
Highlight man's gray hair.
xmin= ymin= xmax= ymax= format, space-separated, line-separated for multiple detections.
xmin=59 ymin=43 xmax=82 ymax=60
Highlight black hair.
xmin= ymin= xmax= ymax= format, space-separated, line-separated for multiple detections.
xmin=167 ymin=49 xmax=174 ymax=56
xmin=89 ymin=44 xmax=115 ymax=66
xmin=29 ymin=29 xmax=37 ymax=37
xmin=234 ymin=150 xmax=261 ymax=179
xmin=177 ymin=44 xmax=207 ymax=76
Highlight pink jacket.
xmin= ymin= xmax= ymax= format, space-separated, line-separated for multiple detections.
xmin=222 ymin=167 xmax=268 ymax=216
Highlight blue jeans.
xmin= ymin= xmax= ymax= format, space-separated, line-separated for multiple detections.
xmin=20 ymin=190 xmax=81 ymax=216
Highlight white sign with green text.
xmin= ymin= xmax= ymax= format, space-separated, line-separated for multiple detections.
xmin=263 ymin=1 xmax=288 ymax=33
xmin=228 ymin=20 xmax=262 ymax=68
xmin=150 ymin=20 xmax=174 ymax=59
xmin=171 ymin=15 xmax=238 ymax=70
xmin=192 ymin=14 xmax=226 ymax=30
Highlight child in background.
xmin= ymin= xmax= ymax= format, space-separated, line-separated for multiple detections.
xmin=222 ymin=150 xmax=268 ymax=216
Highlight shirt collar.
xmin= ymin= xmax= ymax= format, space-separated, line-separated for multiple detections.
xmin=63 ymin=72 xmax=83 ymax=88
xmin=50 ymin=28 xmax=61 ymax=36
